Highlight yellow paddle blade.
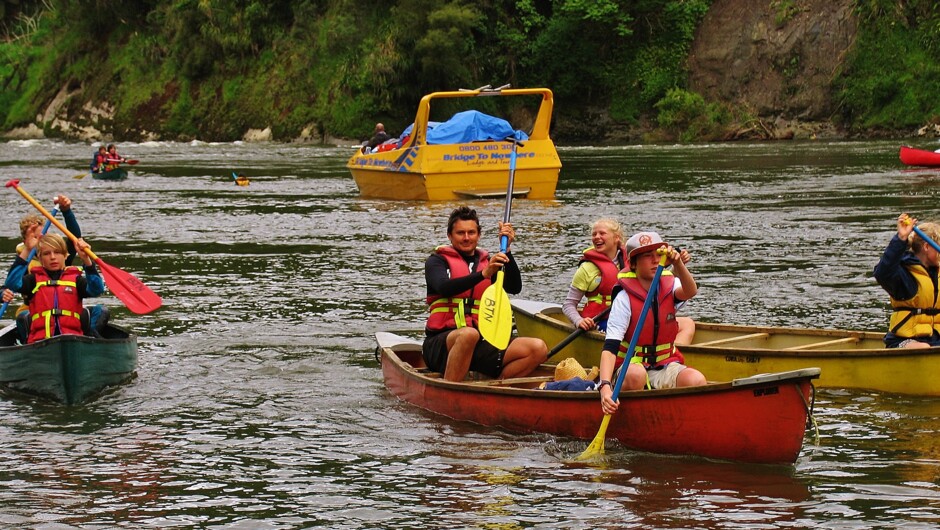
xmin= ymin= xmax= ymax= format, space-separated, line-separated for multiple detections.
xmin=73 ymin=172 xmax=89 ymax=179
xmin=478 ymin=270 xmax=512 ymax=350
xmin=575 ymin=414 xmax=612 ymax=461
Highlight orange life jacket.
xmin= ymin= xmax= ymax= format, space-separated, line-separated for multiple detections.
xmin=579 ymin=246 xmax=626 ymax=318
xmin=27 ymin=266 xmax=84 ymax=342
xmin=614 ymin=271 xmax=683 ymax=369
xmin=426 ymin=246 xmax=491 ymax=331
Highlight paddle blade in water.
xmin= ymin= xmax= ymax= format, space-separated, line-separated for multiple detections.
xmin=575 ymin=415 xmax=612 ymax=461
xmin=74 ymin=172 xmax=91 ymax=179
xmin=478 ymin=270 xmax=512 ymax=350
xmin=95 ymin=258 xmax=162 ymax=314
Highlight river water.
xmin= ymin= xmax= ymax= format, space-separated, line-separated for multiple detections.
xmin=0 ymin=138 xmax=938 ymax=529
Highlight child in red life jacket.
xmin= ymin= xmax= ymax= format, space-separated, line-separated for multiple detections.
xmin=597 ymin=232 xmax=707 ymax=416
xmin=13 ymin=234 xmax=105 ymax=343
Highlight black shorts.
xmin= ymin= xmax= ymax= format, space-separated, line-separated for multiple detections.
xmin=423 ymin=329 xmax=504 ymax=378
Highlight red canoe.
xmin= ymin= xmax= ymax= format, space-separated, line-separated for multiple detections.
xmin=899 ymin=145 xmax=940 ymax=166
xmin=376 ymin=332 xmax=820 ymax=465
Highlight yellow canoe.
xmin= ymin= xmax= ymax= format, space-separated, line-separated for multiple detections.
xmin=347 ymin=86 xmax=561 ymax=200
xmin=511 ymin=299 xmax=940 ymax=396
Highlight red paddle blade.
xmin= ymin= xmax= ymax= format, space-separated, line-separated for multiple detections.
xmin=95 ymin=258 xmax=162 ymax=314
xmin=126 ymin=159 xmax=139 ymax=165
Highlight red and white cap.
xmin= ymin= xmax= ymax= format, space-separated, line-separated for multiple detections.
xmin=626 ymin=231 xmax=667 ymax=260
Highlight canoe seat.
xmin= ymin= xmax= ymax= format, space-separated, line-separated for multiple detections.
xmin=693 ymin=332 xmax=770 ymax=347
xmin=783 ymin=336 xmax=860 ymax=350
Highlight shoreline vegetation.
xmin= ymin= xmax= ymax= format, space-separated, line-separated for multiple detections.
xmin=1 ymin=1 xmax=940 ymax=145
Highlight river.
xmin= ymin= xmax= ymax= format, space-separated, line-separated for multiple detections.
xmin=0 ymin=138 xmax=937 ymax=529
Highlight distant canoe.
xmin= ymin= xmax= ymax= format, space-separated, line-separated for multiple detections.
xmin=511 ymin=299 xmax=940 ymax=396
xmin=0 ymin=323 xmax=137 ymax=405
xmin=92 ymin=168 xmax=128 ymax=180
xmin=899 ymin=145 xmax=940 ymax=167
xmin=376 ymin=331 xmax=819 ymax=464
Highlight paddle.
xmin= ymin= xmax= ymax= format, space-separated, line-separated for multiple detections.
xmin=73 ymin=171 xmax=93 ymax=180
xmin=5 ymin=179 xmax=162 ymax=315
xmin=478 ymin=139 xmax=522 ymax=350
xmin=576 ymin=249 xmax=669 ymax=461
xmin=0 ymin=204 xmax=59 ymax=317
xmin=546 ymin=306 xmax=612 ymax=361
xmin=913 ymin=225 xmax=940 ymax=254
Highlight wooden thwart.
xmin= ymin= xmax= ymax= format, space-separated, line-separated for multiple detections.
xmin=783 ymin=336 xmax=860 ymax=350
xmin=694 ymin=332 xmax=770 ymax=347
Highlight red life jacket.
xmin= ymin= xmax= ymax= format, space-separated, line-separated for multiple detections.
xmin=579 ymin=246 xmax=626 ymax=318
xmin=614 ymin=271 xmax=683 ymax=369
xmin=27 ymin=266 xmax=84 ymax=343
xmin=426 ymin=245 xmax=491 ymax=331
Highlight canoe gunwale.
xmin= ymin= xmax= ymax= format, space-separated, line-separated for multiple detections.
xmin=376 ymin=333 xmax=820 ymax=400
xmin=511 ymin=300 xmax=903 ymax=358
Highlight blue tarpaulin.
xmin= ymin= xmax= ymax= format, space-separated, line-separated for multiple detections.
xmin=400 ymin=110 xmax=528 ymax=145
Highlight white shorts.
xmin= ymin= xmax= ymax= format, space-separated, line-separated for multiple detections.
xmin=646 ymin=362 xmax=687 ymax=389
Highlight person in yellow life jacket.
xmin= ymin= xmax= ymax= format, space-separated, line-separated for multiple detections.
xmin=562 ymin=218 xmax=696 ymax=342
xmin=424 ymin=206 xmax=548 ymax=382
xmin=873 ymin=213 xmax=940 ymax=348
xmin=597 ymin=231 xmax=706 ymax=415
xmin=2 ymin=234 xmax=105 ymax=343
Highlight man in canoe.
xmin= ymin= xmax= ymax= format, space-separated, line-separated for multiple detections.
xmin=873 ymin=213 xmax=940 ymax=348
xmin=598 ymin=231 xmax=706 ymax=414
xmin=562 ymin=217 xmax=695 ymax=342
xmin=3 ymin=234 xmax=104 ymax=343
xmin=423 ymin=206 xmax=547 ymax=382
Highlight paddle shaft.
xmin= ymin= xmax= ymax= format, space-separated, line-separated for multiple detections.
xmin=499 ymin=141 xmax=520 ymax=253
xmin=913 ymin=225 xmax=940 ymax=254
xmin=576 ymin=250 xmax=668 ymax=461
xmin=546 ymin=305 xmax=612 ymax=360
xmin=6 ymin=182 xmax=102 ymax=261
xmin=0 ymin=206 xmax=59 ymax=315
xmin=611 ymin=251 xmax=669 ymax=397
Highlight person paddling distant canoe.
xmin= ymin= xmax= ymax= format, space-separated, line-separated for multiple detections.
xmin=873 ymin=213 xmax=940 ymax=348
xmin=423 ymin=206 xmax=547 ymax=382
xmin=90 ymin=146 xmax=108 ymax=173
xmin=105 ymin=144 xmax=127 ymax=170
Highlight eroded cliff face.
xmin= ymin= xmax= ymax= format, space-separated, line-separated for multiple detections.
xmin=689 ymin=0 xmax=857 ymax=123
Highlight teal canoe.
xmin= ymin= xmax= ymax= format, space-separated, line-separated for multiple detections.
xmin=0 ymin=323 xmax=138 ymax=405
xmin=92 ymin=168 xmax=128 ymax=180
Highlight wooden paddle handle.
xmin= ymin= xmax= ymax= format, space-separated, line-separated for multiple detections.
xmin=5 ymin=179 xmax=101 ymax=262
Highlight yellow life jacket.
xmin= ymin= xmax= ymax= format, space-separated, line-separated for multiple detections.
xmin=888 ymin=263 xmax=940 ymax=338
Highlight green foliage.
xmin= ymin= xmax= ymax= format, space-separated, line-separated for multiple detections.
xmin=837 ymin=1 xmax=940 ymax=129
xmin=655 ymin=87 xmax=730 ymax=142
xmin=413 ymin=3 xmax=483 ymax=88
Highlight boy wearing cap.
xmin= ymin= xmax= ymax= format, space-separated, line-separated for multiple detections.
xmin=597 ymin=231 xmax=706 ymax=415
